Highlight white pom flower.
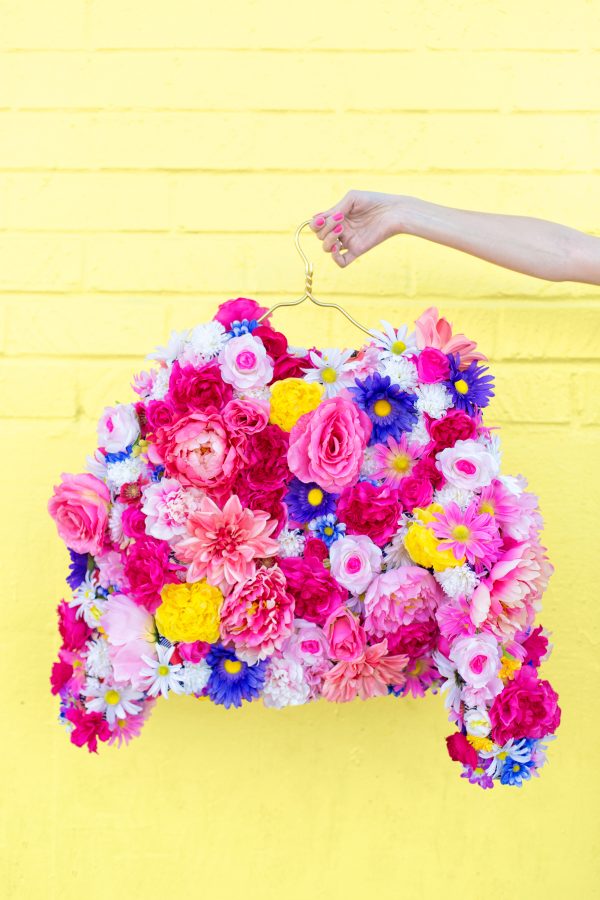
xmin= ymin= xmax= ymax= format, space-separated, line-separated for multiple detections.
xmin=180 ymin=660 xmax=211 ymax=695
xmin=149 ymin=366 xmax=170 ymax=400
xmin=147 ymin=329 xmax=189 ymax=365
xmin=380 ymin=354 xmax=419 ymax=391
xmin=415 ymin=383 xmax=453 ymax=419
xmin=105 ymin=455 xmax=146 ymax=491
xmin=434 ymin=484 xmax=476 ymax=511
xmin=85 ymin=637 xmax=113 ymax=679
xmin=262 ymin=656 xmax=310 ymax=708
xmin=434 ymin=563 xmax=480 ymax=599
xmin=277 ymin=529 xmax=306 ymax=559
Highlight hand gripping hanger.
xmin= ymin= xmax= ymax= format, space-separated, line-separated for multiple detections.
xmin=256 ymin=219 xmax=373 ymax=337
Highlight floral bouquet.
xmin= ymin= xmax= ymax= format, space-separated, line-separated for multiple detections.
xmin=48 ymin=298 xmax=560 ymax=788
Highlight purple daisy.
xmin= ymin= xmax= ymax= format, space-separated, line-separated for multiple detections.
xmin=350 ymin=372 xmax=418 ymax=444
xmin=206 ymin=645 xmax=267 ymax=709
xmin=445 ymin=353 xmax=494 ymax=415
xmin=284 ymin=477 xmax=338 ymax=524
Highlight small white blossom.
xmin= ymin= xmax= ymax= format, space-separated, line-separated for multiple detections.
xmin=360 ymin=444 xmax=380 ymax=477
xmin=140 ymin=644 xmax=185 ymax=699
xmin=434 ymin=484 xmax=476 ymax=511
xmin=105 ymin=455 xmax=146 ymax=491
xmin=416 ymin=383 xmax=453 ymax=419
xmin=85 ymin=637 xmax=113 ymax=679
xmin=148 ymin=365 xmax=171 ymax=401
xmin=85 ymin=678 xmax=144 ymax=725
xmin=383 ymin=528 xmax=413 ymax=569
xmin=277 ymin=529 xmax=306 ymax=559
xmin=68 ymin=574 xmax=107 ymax=628
xmin=180 ymin=660 xmax=211 ymax=695
xmin=262 ymin=657 xmax=310 ymax=708
xmin=369 ymin=320 xmax=418 ymax=360
xmin=147 ymin=329 xmax=189 ymax=365
xmin=303 ymin=348 xmax=359 ymax=398
xmin=434 ymin=563 xmax=480 ymax=599
xmin=380 ymin=354 xmax=419 ymax=391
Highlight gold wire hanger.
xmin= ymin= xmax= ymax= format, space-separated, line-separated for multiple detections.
xmin=255 ymin=219 xmax=373 ymax=337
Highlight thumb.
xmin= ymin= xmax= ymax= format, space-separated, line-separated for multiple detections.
xmin=312 ymin=191 xmax=355 ymax=223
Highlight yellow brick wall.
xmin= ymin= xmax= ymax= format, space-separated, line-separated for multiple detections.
xmin=2 ymin=2 xmax=599 ymax=897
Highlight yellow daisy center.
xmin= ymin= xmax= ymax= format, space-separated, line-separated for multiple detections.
xmin=391 ymin=340 xmax=406 ymax=355
xmin=105 ymin=689 xmax=120 ymax=705
xmin=321 ymin=366 xmax=338 ymax=384
xmin=392 ymin=453 xmax=411 ymax=473
xmin=454 ymin=378 xmax=469 ymax=395
xmin=452 ymin=524 xmax=471 ymax=541
xmin=480 ymin=501 xmax=494 ymax=515
xmin=157 ymin=664 xmax=170 ymax=676
xmin=323 ymin=526 xmax=334 ymax=536
xmin=307 ymin=488 xmax=324 ymax=506
xmin=224 ymin=659 xmax=243 ymax=675
xmin=373 ymin=399 xmax=392 ymax=417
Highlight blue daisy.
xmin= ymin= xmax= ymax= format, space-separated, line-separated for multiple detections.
xmin=229 ymin=318 xmax=258 ymax=337
xmin=308 ymin=513 xmax=346 ymax=548
xmin=284 ymin=477 xmax=338 ymax=524
xmin=350 ymin=372 xmax=418 ymax=444
xmin=66 ymin=548 xmax=89 ymax=590
xmin=445 ymin=353 xmax=494 ymax=415
xmin=499 ymin=755 xmax=535 ymax=786
xmin=206 ymin=645 xmax=267 ymax=709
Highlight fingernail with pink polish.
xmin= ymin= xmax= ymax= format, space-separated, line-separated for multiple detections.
xmin=333 ymin=224 xmax=343 ymax=233
xmin=314 ymin=216 xmax=325 ymax=227
xmin=333 ymin=212 xmax=344 ymax=221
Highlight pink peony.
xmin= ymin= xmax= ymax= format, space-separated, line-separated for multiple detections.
xmin=386 ymin=617 xmax=439 ymax=661
xmin=426 ymin=408 xmax=477 ymax=453
xmin=220 ymin=564 xmax=294 ymax=662
xmin=414 ymin=306 xmax=487 ymax=367
xmin=140 ymin=478 xmax=205 ymax=540
xmin=173 ymin=493 xmax=280 ymax=590
xmin=329 ymin=534 xmax=382 ymax=594
xmin=48 ymin=472 xmax=111 ymax=556
xmin=219 ymin=333 xmax=273 ymax=390
xmin=222 ymin=397 xmax=270 ymax=435
xmin=324 ymin=607 xmax=366 ymax=661
xmin=167 ymin=359 xmax=233 ymax=415
xmin=287 ymin=393 xmax=372 ymax=493
xmin=124 ymin=536 xmax=184 ymax=613
xmin=279 ymin=557 xmax=347 ymax=626
xmin=101 ymin=592 xmax=156 ymax=689
xmin=364 ymin=566 xmax=442 ymax=636
xmin=233 ymin=482 xmax=288 ymax=538
xmin=416 ymin=347 xmax=450 ymax=383
xmin=97 ymin=403 xmax=140 ymax=453
xmin=336 ymin=481 xmax=402 ymax=547
xmin=213 ymin=296 xmax=269 ymax=330
xmin=398 ymin=475 xmax=434 ymax=512
xmin=321 ymin=640 xmax=409 ymax=702
xmin=489 ymin=664 xmax=561 ymax=745
xmin=153 ymin=410 xmax=242 ymax=499
xmin=243 ymin=424 xmax=290 ymax=492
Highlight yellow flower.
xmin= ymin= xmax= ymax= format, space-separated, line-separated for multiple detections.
xmin=467 ymin=735 xmax=494 ymax=753
xmin=155 ymin=581 xmax=223 ymax=643
xmin=269 ymin=378 xmax=324 ymax=432
xmin=499 ymin=654 xmax=521 ymax=683
xmin=404 ymin=523 xmax=464 ymax=572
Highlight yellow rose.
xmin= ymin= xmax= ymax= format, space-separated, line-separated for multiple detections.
xmin=269 ymin=378 xmax=324 ymax=432
xmin=404 ymin=522 xmax=464 ymax=572
xmin=155 ymin=580 xmax=223 ymax=643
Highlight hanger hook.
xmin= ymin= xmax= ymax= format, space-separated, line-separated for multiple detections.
xmin=294 ymin=219 xmax=315 ymax=294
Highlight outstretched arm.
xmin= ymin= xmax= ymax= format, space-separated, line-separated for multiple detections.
xmin=311 ymin=191 xmax=600 ymax=285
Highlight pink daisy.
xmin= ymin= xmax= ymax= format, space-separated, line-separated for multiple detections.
xmin=432 ymin=501 xmax=502 ymax=571
xmin=399 ymin=656 xmax=439 ymax=699
xmin=477 ymin=479 xmax=540 ymax=541
xmin=173 ymin=493 xmax=280 ymax=591
xmin=107 ymin=699 xmax=156 ymax=747
xmin=373 ymin=434 xmax=422 ymax=486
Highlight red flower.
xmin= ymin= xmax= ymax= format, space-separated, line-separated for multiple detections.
xmin=244 ymin=424 xmax=291 ymax=492
xmin=445 ymin=732 xmax=478 ymax=768
xmin=50 ymin=660 xmax=73 ymax=695
xmin=412 ymin=454 xmax=445 ymax=491
xmin=124 ymin=536 xmax=184 ymax=614
xmin=65 ymin=707 xmax=111 ymax=753
xmin=521 ymin=626 xmax=549 ymax=668
xmin=426 ymin=408 xmax=477 ymax=453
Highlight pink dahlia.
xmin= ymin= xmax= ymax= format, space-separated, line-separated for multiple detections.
xmin=173 ymin=493 xmax=280 ymax=591
xmin=432 ymin=501 xmax=503 ymax=571
xmin=489 ymin=664 xmax=561 ymax=745
xmin=321 ymin=640 xmax=409 ymax=702
xmin=364 ymin=566 xmax=442 ymax=637
xmin=220 ymin=564 xmax=295 ymax=662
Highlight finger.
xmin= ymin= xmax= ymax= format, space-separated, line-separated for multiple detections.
xmin=334 ymin=247 xmax=357 ymax=268
xmin=322 ymin=225 xmax=345 ymax=253
xmin=309 ymin=192 xmax=355 ymax=233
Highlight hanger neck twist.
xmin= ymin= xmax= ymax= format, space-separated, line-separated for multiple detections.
xmin=256 ymin=219 xmax=373 ymax=337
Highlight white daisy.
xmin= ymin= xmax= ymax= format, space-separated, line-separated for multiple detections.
xmin=105 ymin=455 xmax=146 ymax=491
xmin=433 ymin=484 xmax=476 ymax=511
xmin=406 ymin=413 xmax=430 ymax=447
xmin=147 ymin=328 xmax=190 ymax=365
xmin=380 ymin=354 xmax=419 ymax=391
xmin=85 ymin=637 xmax=113 ymax=679
xmin=85 ymin=678 xmax=144 ymax=725
xmin=277 ymin=528 xmax=306 ymax=559
xmin=68 ymin=574 xmax=107 ymax=628
xmin=415 ymin=383 xmax=453 ymax=419
xmin=431 ymin=649 xmax=462 ymax=718
xmin=434 ymin=563 xmax=479 ymax=599
xmin=140 ymin=644 xmax=185 ymax=699
xmin=180 ymin=660 xmax=211 ymax=695
xmin=369 ymin=320 xmax=418 ymax=360
xmin=479 ymin=738 xmax=533 ymax=778
xmin=303 ymin=347 xmax=359 ymax=398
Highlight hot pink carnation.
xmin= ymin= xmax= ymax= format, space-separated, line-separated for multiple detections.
xmin=287 ymin=393 xmax=372 ymax=493
xmin=336 ymin=481 xmax=402 ymax=547
xmin=173 ymin=493 xmax=280 ymax=591
xmin=220 ymin=564 xmax=294 ymax=662
xmin=489 ymin=664 xmax=561 ymax=744
xmin=321 ymin=640 xmax=409 ymax=702
xmin=48 ymin=472 xmax=110 ymax=556
xmin=364 ymin=566 xmax=442 ymax=637
xmin=57 ymin=599 xmax=92 ymax=651
xmin=213 ymin=297 xmax=270 ymax=330
xmin=167 ymin=359 xmax=233 ymax=415
xmin=416 ymin=347 xmax=451 ymax=383
xmin=279 ymin=557 xmax=347 ymax=626
xmin=123 ymin=536 xmax=183 ymax=614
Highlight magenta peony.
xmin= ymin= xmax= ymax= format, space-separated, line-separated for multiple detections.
xmin=279 ymin=556 xmax=347 ymax=625
xmin=336 ymin=481 xmax=402 ymax=547
xmin=489 ymin=664 xmax=561 ymax=745
xmin=167 ymin=359 xmax=233 ymax=415
xmin=124 ymin=536 xmax=183 ymax=614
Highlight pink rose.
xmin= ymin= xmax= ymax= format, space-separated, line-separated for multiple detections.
xmin=489 ymin=665 xmax=561 ymax=745
xmin=219 ymin=333 xmax=273 ymax=390
xmin=279 ymin=557 xmax=347 ymax=626
xmin=436 ymin=438 xmax=499 ymax=490
xmin=213 ymin=297 xmax=270 ymax=330
xmin=398 ymin=475 xmax=433 ymax=512
xmin=449 ymin=633 xmax=502 ymax=690
xmin=48 ymin=472 xmax=111 ymax=556
xmin=140 ymin=399 xmax=176 ymax=435
xmin=223 ymin=398 xmax=269 ymax=435
xmin=336 ymin=481 xmax=401 ymax=547
xmin=324 ymin=608 xmax=366 ymax=661
xmin=287 ymin=393 xmax=372 ymax=493
xmin=178 ymin=641 xmax=210 ymax=663
xmin=416 ymin=347 xmax=450 ymax=383
xmin=329 ymin=534 xmax=382 ymax=594
xmin=154 ymin=410 xmax=242 ymax=497
xmin=167 ymin=360 xmax=233 ymax=415
xmin=121 ymin=504 xmax=147 ymax=540
xmin=97 ymin=403 xmax=140 ymax=453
